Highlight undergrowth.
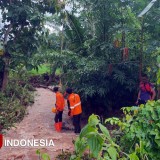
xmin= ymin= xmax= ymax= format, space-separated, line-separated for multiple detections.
xmin=0 ymin=73 xmax=35 ymax=133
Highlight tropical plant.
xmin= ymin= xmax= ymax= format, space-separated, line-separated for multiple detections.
xmin=47 ymin=0 xmax=160 ymax=114
xmin=46 ymin=0 xmax=141 ymax=114
xmin=71 ymin=114 xmax=148 ymax=160
xmin=106 ymin=100 xmax=160 ymax=160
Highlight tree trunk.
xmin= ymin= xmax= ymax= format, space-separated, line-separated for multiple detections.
xmin=1 ymin=23 xmax=12 ymax=91
xmin=1 ymin=58 xmax=9 ymax=92
xmin=0 ymin=60 xmax=4 ymax=88
xmin=139 ymin=19 xmax=144 ymax=80
xmin=158 ymin=87 xmax=160 ymax=99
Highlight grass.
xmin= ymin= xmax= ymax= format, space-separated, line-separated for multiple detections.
xmin=55 ymin=68 xmax=62 ymax=76
xmin=29 ymin=64 xmax=50 ymax=75
xmin=28 ymin=64 xmax=63 ymax=76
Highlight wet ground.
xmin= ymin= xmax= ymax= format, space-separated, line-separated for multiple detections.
xmin=0 ymin=88 xmax=77 ymax=160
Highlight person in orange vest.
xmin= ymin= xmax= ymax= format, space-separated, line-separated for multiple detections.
xmin=53 ymin=87 xmax=65 ymax=132
xmin=65 ymin=88 xmax=82 ymax=134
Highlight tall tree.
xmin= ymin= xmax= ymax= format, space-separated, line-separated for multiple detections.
xmin=0 ymin=0 xmax=56 ymax=91
xmin=50 ymin=0 xmax=160 ymax=114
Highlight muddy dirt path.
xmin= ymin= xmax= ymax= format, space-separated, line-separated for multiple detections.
xmin=0 ymin=88 xmax=77 ymax=160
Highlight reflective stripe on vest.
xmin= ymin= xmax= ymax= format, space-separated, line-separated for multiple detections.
xmin=70 ymin=102 xmax=81 ymax=109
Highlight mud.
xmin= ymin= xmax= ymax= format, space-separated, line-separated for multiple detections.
xmin=0 ymin=88 xmax=77 ymax=160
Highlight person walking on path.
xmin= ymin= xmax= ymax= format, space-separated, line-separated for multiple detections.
xmin=53 ymin=86 xmax=65 ymax=132
xmin=136 ymin=74 xmax=156 ymax=105
xmin=66 ymin=88 xmax=82 ymax=134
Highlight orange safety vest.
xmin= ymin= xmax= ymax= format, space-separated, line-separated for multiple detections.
xmin=55 ymin=92 xmax=65 ymax=111
xmin=68 ymin=93 xmax=82 ymax=115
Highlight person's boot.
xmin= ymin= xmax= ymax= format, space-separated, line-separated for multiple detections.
xmin=54 ymin=123 xmax=60 ymax=132
xmin=59 ymin=122 xmax=62 ymax=132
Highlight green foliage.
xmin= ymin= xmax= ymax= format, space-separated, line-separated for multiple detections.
xmin=71 ymin=114 xmax=123 ymax=160
xmin=106 ymin=100 xmax=160 ymax=160
xmin=0 ymin=0 xmax=58 ymax=89
xmin=47 ymin=49 xmax=138 ymax=114
xmin=29 ymin=64 xmax=51 ymax=76
xmin=0 ymin=59 xmax=4 ymax=88
xmin=0 ymin=70 xmax=34 ymax=133
xmin=46 ymin=0 xmax=151 ymax=113
xmin=44 ymin=0 xmax=160 ymax=113
xmin=48 ymin=102 xmax=160 ymax=159
xmin=71 ymin=113 xmax=156 ymax=160
xmin=36 ymin=149 xmax=50 ymax=160
xmin=55 ymin=68 xmax=63 ymax=76
xmin=0 ymin=0 xmax=52 ymax=58
xmin=156 ymin=48 xmax=160 ymax=85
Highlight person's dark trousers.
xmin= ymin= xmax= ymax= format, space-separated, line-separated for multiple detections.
xmin=138 ymin=99 xmax=146 ymax=105
xmin=55 ymin=111 xmax=63 ymax=123
xmin=73 ymin=114 xmax=81 ymax=133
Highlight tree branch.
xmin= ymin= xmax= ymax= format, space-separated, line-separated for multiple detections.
xmin=4 ymin=23 xmax=12 ymax=45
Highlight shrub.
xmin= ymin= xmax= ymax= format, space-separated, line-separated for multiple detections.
xmin=106 ymin=100 xmax=160 ymax=160
xmin=71 ymin=114 xmax=126 ymax=160
xmin=71 ymin=99 xmax=160 ymax=160
xmin=0 ymin=79 xmax=34 ymax=133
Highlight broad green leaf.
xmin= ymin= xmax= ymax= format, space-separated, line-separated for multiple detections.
xmin=74 ymin=137 xmax=88 ymax=156
xmin=107 ymin=146 xmax=118 ymax=160
xmin=99 ymin=123 xmax=111 ymax=141
xmin=126 ymin=114 xmax=133 ymax=122
xmin=88 ymin=114 xmax=100 ymax=127
xmin=129 ymin=153 xmax=139 ymax=160
xmin=79 ymin=124 xmax=97 ymax=139
xmin=87 ymin=134 xmax=104 ymax=158
xmin=41 ymin=153 xmax=50 ymax=160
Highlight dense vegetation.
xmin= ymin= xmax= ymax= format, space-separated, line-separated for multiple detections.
xmin=0 ymin=0 xmax=58 ymax=132
xmin=41 ymin=0 xmax=160 ymax=116
xmin=40 ymin=99 xmax=160 ymax=160
xmin=0 ymin=0 xmax=160 ymax=159
xmin=70 ymin=100 xmax=160 ymax=160
xmin=0 ymin=0 xmax=159 ymax=113
xmin=0 ymin=70 xmax=34 ymax=133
